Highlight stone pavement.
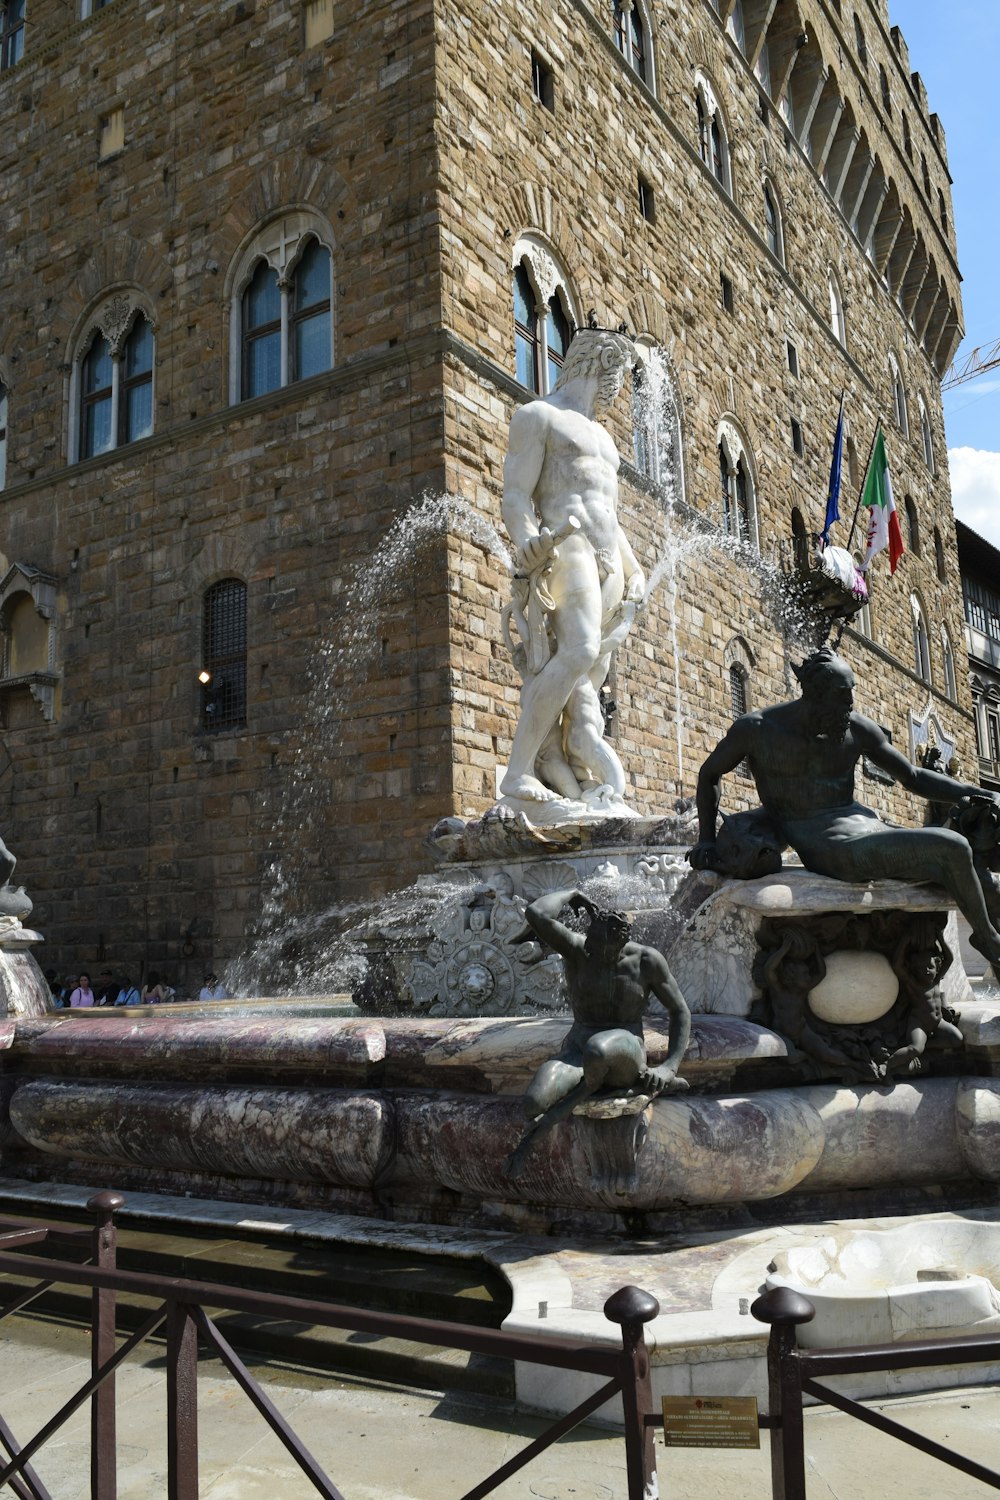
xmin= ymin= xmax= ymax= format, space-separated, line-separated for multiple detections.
xmin=2 ymin=1311 xmax=1000 ymax=1499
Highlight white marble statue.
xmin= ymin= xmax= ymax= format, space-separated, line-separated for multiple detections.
xmin=499 ymin=326 xmax=644 ymax=822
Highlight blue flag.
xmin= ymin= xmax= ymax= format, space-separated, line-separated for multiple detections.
xmin=822 ymin=393 xmax=845 ymax=548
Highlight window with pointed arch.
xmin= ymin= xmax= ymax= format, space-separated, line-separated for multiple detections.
xmin=72 ymin=305 xmax=154 ymax=462
xmin=0 ymin=383 xmax=6 ymax=490
xmin=904 ymin=494 xmax=920 ymax=557
xmin=852 ymin=552 xmax=872 ymax=638
xmin=764 ymin=183 xmax=784 ymax=265
xmin=791 ymin=507 xmax=809 ymax=572
xmin=919 ymin=395 xmax=934 ymax=473
xmin=696 ymin=76 xmax=731 ymax=195
xmin=828 ymin=271 xmax=847 ymax=348
xmin=512 ymin=242 xmax=575 ymax=396
xmin=726 ymin=0 xmax=746 ymax=53
xmin=934 ymin=525 xmax=947 ymax=582
xmin=201 ymin=579 xmax=247 ymax=733
xmin=853 ymin=13 xmax=868 ymax=69
xmin=911 ymin=594 xmax=931 ymax=684
xmin=0 ymin=0 xmax=25 ymax=69
xmin=718 ymin=431 xmax=757 ymax=548
xmin=613 ymin=1 xmax=652 ymax=88
xmin=889 ymin=354 xmax=908 ymax=438
xmin=631 ymin=340 xmax=685 ymax=505
xmin=228 ymin=214 xmax=334 ymax=404
xmin=941 ymin=626 xmax=957 ymax=701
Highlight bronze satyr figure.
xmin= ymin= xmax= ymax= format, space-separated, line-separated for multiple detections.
xmin=505 ymin=888 xmax=691 ymax=1178
xmin=689 ymin=646 xmax=1000 ymax=973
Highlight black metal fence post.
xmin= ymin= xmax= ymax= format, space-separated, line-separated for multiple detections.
xmin=752 ymin=1287 xmax=815 ymax=1500
xmin=88 ymin=1190 xmax=124 ymax=1500
xmin=166 ymin=1301 xmax=199 ymax=1500
xmin=604 ymin=1285 xmax=660 ymax=1500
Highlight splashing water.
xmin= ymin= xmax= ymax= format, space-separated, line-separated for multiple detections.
xmin=230 ymin=493 xmax=510 ymax=998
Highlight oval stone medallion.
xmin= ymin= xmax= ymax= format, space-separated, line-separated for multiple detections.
xmin=808 ymin=949 xmax=898 ymax=1024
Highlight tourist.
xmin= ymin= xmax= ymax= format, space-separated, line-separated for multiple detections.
xmin=198 ymin=972 xmax=229 ymax=1001
xmin=141 ymin=971 xmax=170 ymax=1005
xmin=69 ymin=973 xmax=95 ymax=1007
xmin=113 ymin=978 xmax=142 ymax=1007
xmin=93 ymin=969 xmax=117 ymax=1006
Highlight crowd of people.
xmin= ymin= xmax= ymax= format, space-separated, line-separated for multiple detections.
xmin=45 ymin=968 xmax=232 ymax=1008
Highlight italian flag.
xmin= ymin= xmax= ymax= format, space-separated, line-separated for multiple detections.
xmin=860 ymin=426 xmax=904 ymax=574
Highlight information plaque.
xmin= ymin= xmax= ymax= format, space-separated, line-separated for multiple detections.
xmin=661 ymin=1395 xmax=760 ymax=1449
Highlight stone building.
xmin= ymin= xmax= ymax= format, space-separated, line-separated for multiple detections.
xmin=0 ymin=0 xmax=972 ymax=986
xmin=956 ymin=520 xmax=1000 ymax=797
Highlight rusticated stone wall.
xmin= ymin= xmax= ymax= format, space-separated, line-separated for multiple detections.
xmin=0 ymin=0 xmax=972 ymax=987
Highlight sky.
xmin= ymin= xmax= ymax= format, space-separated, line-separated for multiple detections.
xmin=889 ymin=2 xmax=1000 ymax=547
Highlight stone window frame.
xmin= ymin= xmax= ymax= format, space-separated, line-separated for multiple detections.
xmin=827 ymin=268 xmax=847 ymax=349
xmin=0 ymin=563 xmax=60 ymax=723
xmin=904 ymin=493 xmax=921 ymax=557
xmin=763 ymin=176 xmax=785 ymax=266
xmin=81 ymin=0 xmax=112 ymax=15
xmin=0 ymin=0 xmax=25 ymax=70
xmin=226 ymin=209 xmax=336 ymax=406
xmin=510 ymin=234 xmax=579 ymax=397
xmin=933 ymin=525 xmax=947 ymax=583
xmin=726 ymin=0 xmax=746 ymax=55
xmin=67 ymin=292 xmax=157 ymax=465
xmin=0 ymin=375 xmax=7 ymax=491
xmin=724 ymin=635 xmax=755 ymax=778
xmin=911 ymin=592 xmax=932 ymax=685
xmin=200 ymin=578 xmax=248 ymax=734
xmin=695 ymin=72 xmax=733 ymax=198
xmin=630 ymin=337 xmax=686 ymax=507
xmin=918 ymin=393 xmax=935 ymax=473
xmin=851 ymin=549 xmax=873 ymax=638
xmin=717 ymin=418 xmax=759 ymax=552
xmin=941 ymin=624 xmax=957 ymax=702
xmin=612 ymin=0 xmax=656 ymax=94
xmin=888 ymin=350 xmax=908 ymax=439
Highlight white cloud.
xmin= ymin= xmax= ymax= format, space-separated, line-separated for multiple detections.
xmin=947 ymin=446 xmax=1000 ymax=549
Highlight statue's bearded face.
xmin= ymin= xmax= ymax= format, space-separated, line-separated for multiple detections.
xmin=806 ymin=678 xmax=854 ymax=741
xmin=585 ymin=910 xmax=632 ymax=958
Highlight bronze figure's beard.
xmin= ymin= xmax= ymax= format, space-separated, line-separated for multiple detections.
xmin=811 ymin=706 xmax=852 ymax=742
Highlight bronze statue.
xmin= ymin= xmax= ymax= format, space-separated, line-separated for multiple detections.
xmin=689 ymin=647 xmax=1000 ymax=972
xmin=884 ymin=921 xmax=963 ymax=1076
xmin=505 ymin=888 xmax=690 ymax=1178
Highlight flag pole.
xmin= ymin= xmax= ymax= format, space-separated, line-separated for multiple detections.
xmin=821 ymin=388 xmax=846 ymax=549
xmin=845 ymin=416 xmax=883 ymax=554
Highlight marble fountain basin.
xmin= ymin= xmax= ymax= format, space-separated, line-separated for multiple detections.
xmin=766 ymin=1220 xmax=1000 ymax=1346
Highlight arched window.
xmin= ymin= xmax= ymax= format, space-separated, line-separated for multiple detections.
xmin=201 ymin=579 xmax=247 ymax=732
xmin=852 ymin=551 xmax=872 ymax=638
xmin=901 ymin=111 xmax=912 ymax=160
xmin=729 ymin=662 xmax=748 ymax=718
xmin=904 ymin=494 xmax=920 ymax=556
xmin=73 ymin=305 xmax=155 ymax=462
xmin=911 ymin=594 xmax=931 ymax=683
xmin=511 ymin=238 xmax=576 ymax=396
xmin=754 ymin=40 xmax=771 ymax=95
xmin=828 ymin=271 xmax=847 ymax=348
xmin=934 ymin=525 xmax=947 ymax=582
xmin=227 ymin=213 xmax=335 ymax=404
xmin=0 ymin=383 xmax=7 ymax=490
xmin=853 ymin=14 xmax=868 ymax=69
xmin=921 ymin=154 xmax=931 ymax=198
xmin=0 ymin=0 xmax=24 ymax=69
xmin=879 ymin=64 xmax=891 ymax=114
xmin=941 ymin=626 xmax=957 ymax=700
xmin=718 ymin=426 xmax=757 ymax=549
xmin=726 ymin=0 xmax=746 ymax=53
xmin=631 ymin=340 xmax=685 ymax=506
xmin=889 ymin=354 xmax=908 ymax=438
xmin=919 ymin=396 xmax=934 ymax=472
xmin=764 ymin=183 xmax=783 ymax=264
xmin=613 ymin=1 xmax=652 ymax=87
xmin=696 ymin=75 xmax=731 ymax=195
xmin=791 ymin=508 xmax=810 ymax=571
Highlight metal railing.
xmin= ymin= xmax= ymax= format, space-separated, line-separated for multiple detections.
xmin=753 ymin=1285 xmax=1000 ymax=1498
xmin=0 ymin=1193 xmax=659 ymax=1500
